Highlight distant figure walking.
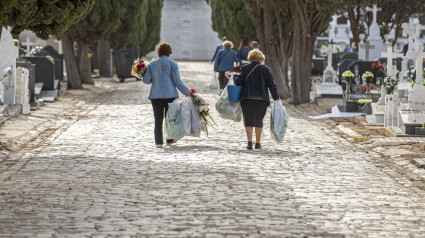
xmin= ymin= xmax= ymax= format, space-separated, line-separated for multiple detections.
xmin=233 ymin=49 xmax=280 ymax=150
xmin=251 ymin=41 xmax=260 ymax=50
xmin=237 ymin=38 xmax=253 ymax=66
xmin=214 ymin=40 xmax=240 ymax=90
xmin=143 ymin=42 xmax=191 ymax=148
xmin=211 ymin=36 xmax=228 ymax=64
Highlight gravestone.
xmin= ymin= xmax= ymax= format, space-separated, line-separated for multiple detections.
xmin=349 ymin=61 xmax=375 ymax=83
xmin=338 ymin=59 xmax=357 ymax=87
xmin=341 ymin=52 xmax=358 ymax=62
xmin=15 ymin=67 xmax=30 ymax=114
xmin=23 ymin=56 xmax=58 ymax=102
xmin=40 ymin=46 xmax=64 ymax=81
xmin=0 ymin=27 xmax=19 ymax=106
xmin=399 ymin=44 xmax=425 ymax=135
xmin=311 ymin=58 xmax=325 ymax=76
xmin=16 ymin=58 xmax=39 ymax=109
xmin=359 ymin=5 xmax=388 ymax=61
xmin=401 ymin=17 xmax=420 ymax=74
xmin=331 ymin=52 xmax=342 ymax=71
xmin=21 ymin=37 xmax=36 ymax=56
xmin=314 ymin=45 xmax=343 ymax=97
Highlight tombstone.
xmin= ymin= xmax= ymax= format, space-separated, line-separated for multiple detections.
xmin=401 ymin=17 xmax=421 ymax=74
xmin=15 ymin=67 xmax=30 ymax=114
xmin=349 ymin=61 xmax=375 ymax=83
xmin=311 ymin=58 xmax=325 ymax=76
xmin=331 ymin=52 xmax=342 ymax=70
xmin=338 ymin=59 xmax=357 ymax=88
xmin=16 ymin=58 xmax=39 ymax=109
xmin=21 ymin=37 xmax=36 ymax=56
xmin=23 ymin=56 xmax=58 ymax=102
xmin=384 ymin=91 xmax=399 ymax=127
xmin=399 ymin=44 xmax=425 ymax=135
xmin=314 ymin=44 xmax=343 ymax=97
xmin=0 ymin=27 xmax=19 ymax=107
xmin=341 ymin=52 xmax=358 ymax=62
xmin=359 ymin=5 xmax=388 ymax=61
xmin=39 ymin=46 xmax=64 ymax=81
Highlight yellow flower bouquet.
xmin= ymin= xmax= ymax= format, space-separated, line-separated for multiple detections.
xmin=362 ymin=71 xmax=374 ymax=84
xmin=342 ymin=70 xmax=355 ymax=83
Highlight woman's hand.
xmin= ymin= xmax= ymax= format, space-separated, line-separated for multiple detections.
xmin=185 ymin=92 xmax=191 ymax=97
xmin=275 ymin=98 xmax=281 ymax=102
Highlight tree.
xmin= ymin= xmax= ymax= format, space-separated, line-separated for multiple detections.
xmin=3 ymin=0 xmax=95 ymax=40
xmin=0 ymin=0 xmax=17 ymax=37
xmin=63 ymin=0 xmax=124 ymax=88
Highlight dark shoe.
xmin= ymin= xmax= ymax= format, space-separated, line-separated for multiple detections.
xmin=255 ymin=143 xmax=261 ymax=149
xmin=166 ymin=139 xmax=177 ymax=146
xmin=247 ymin=141 xmax=253 ymax=150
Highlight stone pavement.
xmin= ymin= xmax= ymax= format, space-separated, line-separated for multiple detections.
xmin=0 ymin=62 xmax=425 ymax=237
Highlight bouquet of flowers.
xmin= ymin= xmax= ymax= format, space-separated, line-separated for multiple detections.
xmin=189 ymin=89 xmax=216 ymax=135
xmin=311 ymin=75 xmax=322 ymax=84
xmin=360 ymin=84 xmax=376 ymax=92
xmin=131 ymin=57 xmax=153 ymax=79
xmin=358 ymin=23 xmax=366 ymax=34
xmin=362 ymin=71 xmax=374 ymax=84
xmin=384 ymin=73 xmax=399 ymax=94
xmin=3 ymin=67 xmax=12 ymax=80
xmin=342 ymin=70 xmax=354 ymax=83
xmin=380 ymin=23 xmax=390 ymax=35
xmin=371 ymin=60 xmax=385 ymax=77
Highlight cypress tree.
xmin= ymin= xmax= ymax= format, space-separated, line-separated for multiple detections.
xmin=0 ymin=0 xmax=17 ymax=37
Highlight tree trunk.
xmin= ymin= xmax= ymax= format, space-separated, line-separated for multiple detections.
xmin=97 ymin=39 xmax=111 ymax=77
xmin=347 ymin=8 xmax=360 ymax=51
xmin=0 ymin=25 xmax=3 ymax=40
xmin=62 ymin=35 xmax=83 ymax=89
xmin=244 ymin=0 xmax=291 ymax=99
xmin=77 ymin=43 xmax=94 ymax=85
xmin=291 ymin=0 xmax=316 ymax=104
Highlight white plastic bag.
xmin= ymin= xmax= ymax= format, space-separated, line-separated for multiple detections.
xmin=270 ymin=101 xmax=289 ymax=143
xmin=188 ymin=97 xmax=201 ymax=137
xmin=209 ymin=72 xmax=218 ymax=90
xmin=215 ymin=86 xmax=242 ymax=122
xmin=165 ymin=99 xmax=186 ymax=140
xmin=181 ymin=98 xmax=192 ymax=134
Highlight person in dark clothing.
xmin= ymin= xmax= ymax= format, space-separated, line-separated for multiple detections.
xmin=237 ymin=38 xmax=253 ymax=66
xmin=233 ymin=49 xmax=280 ymax=150
xmin=214 ymin=40 xmax=240 ymax=90
xmin=211 ymin=36 xmax=228 ymax=64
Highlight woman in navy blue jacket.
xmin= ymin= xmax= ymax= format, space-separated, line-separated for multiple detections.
xmin=236 ymin=38 xmax=252 ymax=66
xmin=214 ymin=40 xmax=240 ymax=90
xmin=233 ymin=49 xmax=280 ymax=150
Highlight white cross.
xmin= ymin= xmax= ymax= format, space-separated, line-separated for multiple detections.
xmin=326 ymin=45 xmax=333 ymax=69
xmin=402 ymin=17 xmax=421 ymax=52
xmin=360 ymin=40 xmax=375 ymax=61
xmin=21 ymin=37 xmax=36 ymax=56
xmin=381 ymin=46 xmax=402 ymax=75
xmin=366 ymin=5 xmax=382 ymax=26
xmin=407 ymin=43 xmax=425 ymax=85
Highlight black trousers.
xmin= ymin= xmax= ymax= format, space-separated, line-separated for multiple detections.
xmin=218 ymin=71 xmax=229 ymax=90
xmin=151 ymin=98 xmax=176 ymax=145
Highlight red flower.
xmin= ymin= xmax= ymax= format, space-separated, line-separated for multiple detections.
xmin=190 ymin=89 xmax=197 ymax=93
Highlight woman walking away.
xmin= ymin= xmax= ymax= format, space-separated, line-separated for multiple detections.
xmin=143 ymin=42 xmax=191 ymax=148
xmin=214 ymin=40 xmax=240 ymax=90
xmin=211 ymin=36 xmax=228 ymax=64
xmin=233 ymin=49 xmax=280 ymax=150
xmin=237 ymin=38 xmax=253 ymax=66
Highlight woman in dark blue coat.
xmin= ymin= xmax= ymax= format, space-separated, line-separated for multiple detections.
xmin=236 ymin=38 xmax=253 ymax=66
xmin=234 ymin=49 xmax=280 ymax=150
xmin=214 ymin=40 xmax=240 ymax=90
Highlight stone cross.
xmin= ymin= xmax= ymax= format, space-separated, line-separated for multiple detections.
xmin=360 ymin=40 xmax=375 ymax=61
xmin=402 ymin=17 xmax=420 ymax=53
xmin=326 ymin=43 xmax=333 ymax=70
xmin=366 ymin=5 xmax=382 ymax=27
xmin=22 ymin=37 xmax=36 ymax=56
xmin=381 ymin=46 xmax=402 ymax=76
xmin=406 ymin=43 xmax=425 ymax=85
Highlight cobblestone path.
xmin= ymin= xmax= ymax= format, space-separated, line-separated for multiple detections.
xmin=1 ymin=62 xmax=425 ymax=237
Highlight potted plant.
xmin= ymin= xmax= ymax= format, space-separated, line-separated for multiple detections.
xmin=362 ymin=71 xmax=374 ymax=93
xmin=380 ymin=23 xmax=390 ymax=43
xmin=358 ymin=23 xmax=366 ymax=42
xmin=342 ymin=70 xmax=354 ymax=93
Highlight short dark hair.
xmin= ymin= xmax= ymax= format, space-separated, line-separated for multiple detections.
xmin=157 ymin=42 xmax=172 ymax=57
xmin=222 ymin=36 xmax=228 ymax=42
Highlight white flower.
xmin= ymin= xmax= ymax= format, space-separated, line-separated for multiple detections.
xmin=3 ymin=67 xmax=12 ymax=75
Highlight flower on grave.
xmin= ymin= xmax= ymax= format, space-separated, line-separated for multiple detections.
xmin=422 ymin=122 xmax=425 ymax=130
xmin=358 ymin=99 xmax=372 ymax=105
xmin=46 ymin=55 xmax=55 ymax=64
xmin=342 ymin=70 xmax=355 ymax=83
xmin=360 ymin=83 xmax=376 ymax=92
xmin=380 ymin=23 xmax=390 ymax=35
xmin=371 ymin=60 xmax=385 ymax=76
xmin=362 ymin=71 xmax=374 ymax=84
xmin=311 ymin=75 xmax=322 ymax=83
xmin=131 ymin=57 xmax=153 ymax=79
xmin=403 ymin=65 xmax=416 ymax=82
xmin=384 ymin=74 xmax=399 ymax=94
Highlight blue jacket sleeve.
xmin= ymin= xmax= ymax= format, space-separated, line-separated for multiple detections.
xmin=171 ymin=62 xmax=190 ymax=95
xmin=142 ymin=64 xmax=153 ymax=84
xmin=265 ymin=67 xmax=280 ymax=100
xmin=214 ymin=51 xmax=221 ymax=71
